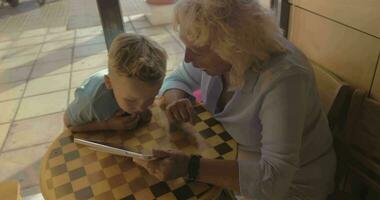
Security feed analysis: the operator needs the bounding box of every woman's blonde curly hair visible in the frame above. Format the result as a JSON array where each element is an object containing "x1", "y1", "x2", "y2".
[{"x1": 174, "y1": 0, "x2": 288, "y2": 88}]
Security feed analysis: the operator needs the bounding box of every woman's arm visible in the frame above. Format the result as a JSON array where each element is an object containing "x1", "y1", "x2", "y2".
[
  {"x1": 237, "y1": 74, "x2": 310, "y2": 199},
  {"x1": 197, "y1": 158, "x2": 240, "y2": 192},
  {"x1": 133, "y1": 149, "x2": 240, "y2": 191},
  {"x1": 159, "y1": 62, "x2": 203, "y2": 123},
  {"x1": 160, "y1": 62, "x2": 202, "y2": 99}
]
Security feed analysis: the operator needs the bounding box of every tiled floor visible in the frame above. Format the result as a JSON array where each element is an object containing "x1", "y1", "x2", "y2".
[{"x1": 0, "y1": 0, "x2": 184, "y2": 198}]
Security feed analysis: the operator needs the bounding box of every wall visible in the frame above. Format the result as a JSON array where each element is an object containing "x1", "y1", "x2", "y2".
[
  {"x1": 257, "y1": 0, "x2": 271, "y2": 10},
  {"x1": 288, "y1": 0, "x2": 380, "y2": 101}
]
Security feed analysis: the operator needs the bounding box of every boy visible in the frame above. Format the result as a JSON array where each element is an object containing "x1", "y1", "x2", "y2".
[{"x1": 64, "y1": 33, "x2": 167, "y2": 132}]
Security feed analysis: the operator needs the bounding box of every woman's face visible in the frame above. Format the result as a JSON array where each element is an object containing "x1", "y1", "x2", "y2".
[{"x1": 180, "y1": 34, "x2": 232, "y2": 76}]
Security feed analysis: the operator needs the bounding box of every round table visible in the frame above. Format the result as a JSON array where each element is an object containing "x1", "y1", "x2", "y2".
[{"x1": 40, "y1": 103, "x2": 237, "y2": 200}]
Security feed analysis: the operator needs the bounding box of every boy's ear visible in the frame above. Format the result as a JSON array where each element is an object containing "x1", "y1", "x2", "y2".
[{"x1": 104, "y1": 75, "x2": 112, "y2": 89}]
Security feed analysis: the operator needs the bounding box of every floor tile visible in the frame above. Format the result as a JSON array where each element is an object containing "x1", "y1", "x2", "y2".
[
  {"x1": 123, "y1": 16, "x2": 130, "y2": 23},
  {"x1": 74, "y1": 43, "x2": 107, "y2": 58},
  {"x1": 129, "y1": 14, "x2": 146, "y2": 20},
  {"x1": 0, "y1": 33, "x2": 18, "y2": 42},
  {"x1": 22, "y1": 186, "x2": 43, "y2": 200},
  {"x1": 128, "y1": 14, "x2": 145, "y2": 21},
  {"x1": 0, "y1": 54, "x2": 36, "y2": 70},
  {"x1": 0, "y1": 81, "x2": 26, "y2": 101},
  {"x1": 67, "y1": 15, "x2": 100, "y2": 31},
  {"x1": 75, "y1": 35, "x2": 105, "y2": 47},
  {"x1": 129, "y1": 15, "x2": 152, "y2": 29},
  {"x1": 165, "y1": 70, "x2": 174, "y2": 76},
  {"x1": 165, "y1": 25, "x2": 183, "y2": 47},
  {"x1": 161, "y1": 41, "x2": 184, "y2": 54},
  {"x1": 76, "y1": 26, "x2": 103, "y2": 37},
  {"x1": 71, "y1": 67, "x2": 105, "y2": 88},
  {"x1": 4, "y1": 45, "x2": 42, "y2": 59},
  {"x1": 0, "y1": 123, "x2": 11, "y2": 149},
  {"x1": 0, "y1": 143, "x2": 49, "y2": 190},
  {"x1": 20, "y1": 28, "x2": 48, "y2": 38},
  {"x1": 125, "y1": 22, "x2": 134, "y2": 32},
  {"x1": 165, "y1": 24, "x2": 175, "y2": 31},
  {"x1": 132, "y1": 20, "x2": 152, "y2": 29},
  {"x1": 0, "y1": 66, "x2": 33, "y2": 84},
  {"x1": 36, "y1": 49, "x2": 72, "y2": 64},
  {"x1": 15, "y1": 90, "x2": 68, "y2": 120},
  {"x1": 41, "y1": 39, "x2": 74, "y2": 52},
  {"x1": 4, "y1": 112, "x2": 64, "y2": 151},
  {"x1": 0, "y1": 99, "x2": 19, "y2": 123},
  {"x1": 24, "y1": 73, "x2": 70, "y2": 97},
  {"x1": 72, "y1": 53, "x2": 107, "y2": 71},
  {"x1": 69, "y1": 88, "x2": 76, "y2": 104},
  {"x1": 0, "y1": 41, "x2": 14, "y2": 50},
  {"x1": 31, "y1": 59, "x2": 71, "y2": 78},
  {"x1": 0, "y1": 49, "x2": 7, "y2": 60},
  {"x1": 12, "y1": 36, "x2": 44, "y2": 48},
  {"x1": 167, "y1": 53, "x2": 184, "y2": 71},
  {"x1": 136, "y1": 26, "x2": 168, "y2": 36},
  {"x1": 149, "y1": 33, "x2": 177, "y2": 45},
  {"x1": 45, "y1": 30, "x2": 75, "y2": 42},
  {"x1": 48, "y1": 26, "x2": 67, "y2": 34}
]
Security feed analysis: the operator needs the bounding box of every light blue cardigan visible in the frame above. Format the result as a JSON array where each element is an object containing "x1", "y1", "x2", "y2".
[{"x1": 160, "y1": 42, "x2": 336, "y2": 200}]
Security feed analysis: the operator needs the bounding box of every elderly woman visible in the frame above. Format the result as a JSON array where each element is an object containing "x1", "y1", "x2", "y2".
[{"x1": 133, "y1": 0, "x2": 336, "y2": 199}]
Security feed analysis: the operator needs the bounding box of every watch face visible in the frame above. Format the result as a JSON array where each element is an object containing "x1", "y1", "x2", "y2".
[
  {"x1": 121, "y1": 112, "x2": 131, "y2": 117},
  {"x1": 188, "y1": 155, "x2": 202, "y2": 181}
]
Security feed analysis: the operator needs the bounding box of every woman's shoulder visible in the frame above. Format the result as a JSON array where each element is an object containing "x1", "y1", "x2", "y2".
[
  {"x1": 242, "y1": 43, "x2": 315, "y2": 94},
  {"x1": 260, "y1": 43, "x2": 314, "y2": 84}
]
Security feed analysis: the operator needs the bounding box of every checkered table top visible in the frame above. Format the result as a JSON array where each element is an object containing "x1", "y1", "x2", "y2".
[{"x1": 40, "y1": 103, "x2": 237, "y2": 200}]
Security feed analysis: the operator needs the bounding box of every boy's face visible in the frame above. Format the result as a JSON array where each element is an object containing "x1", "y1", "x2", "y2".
[{"x1": 105, "y1": 72, "x2": 162, "y2": 114}]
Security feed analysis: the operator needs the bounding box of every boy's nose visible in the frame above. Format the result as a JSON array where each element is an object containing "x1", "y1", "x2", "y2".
[{"x1": 135, "y1": 105, "x2": 147, "y2": 113}]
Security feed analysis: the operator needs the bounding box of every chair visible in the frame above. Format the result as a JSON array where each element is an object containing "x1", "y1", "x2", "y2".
[
  {"x1": 311, "y1": 62, "x2": 357, "y2": 200},
  {"x1": 329, "y1": 90, "x2": 380, "y2": 199},
  {"x1": 311, "y1": 62, "x2": 354, "y2": 131},
  {"x1": 0, "y1": 180, "x2": 22, "y2": 200}
]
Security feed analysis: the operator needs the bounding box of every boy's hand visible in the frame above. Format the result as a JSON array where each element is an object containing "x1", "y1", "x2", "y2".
[
  {"x1": 106, "y1": 111, "x2": 141, "y2": 131},
  {"x1": 165, "y1": 98, "x2": 195, "y2": 124},
  {"x1": 139, "y1": 109, "x2": 152, "y2": 124}
]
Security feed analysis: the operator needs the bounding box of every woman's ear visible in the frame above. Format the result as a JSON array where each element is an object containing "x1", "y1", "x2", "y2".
[{"x1": 104, "y1": 75, "x2": 112, "y2": 89}]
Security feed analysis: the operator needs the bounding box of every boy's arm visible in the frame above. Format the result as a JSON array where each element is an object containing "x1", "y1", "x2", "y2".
[
  {"x1": 65, "y1": 110, "x2": 142, "y2": 132},
  {"x1": 69, "y1": 121, "x2": 109, "y2": 132},
  {"x1": 64, "y1": 110, "x2": 108, "y2": 131},
  {"x1": 63, "y1": 111, "x2": 71, "y2": 128}
]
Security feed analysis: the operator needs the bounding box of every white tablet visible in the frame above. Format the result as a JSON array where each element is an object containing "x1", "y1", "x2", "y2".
[{"x1": 73, "y1": 138, "x2": 155, "y2": 160}]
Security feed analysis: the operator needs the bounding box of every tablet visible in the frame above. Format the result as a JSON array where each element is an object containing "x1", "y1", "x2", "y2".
[{"x1": 73, "y1": 138, "x2": 155, "y2": 160}]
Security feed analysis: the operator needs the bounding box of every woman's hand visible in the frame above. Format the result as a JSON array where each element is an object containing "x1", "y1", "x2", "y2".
[
  {"x1": 165, "y1": 98, "x2": 195, "y2": 124},
  {"x1": 106, "y1": 111, "x2": 141, "y2": 131},
  {"x1": 133, "y1": 149, "x2": 190, "y2": 181},
  {"x1": 160, "y1": 89, "x2": 196, "y2": 124}
]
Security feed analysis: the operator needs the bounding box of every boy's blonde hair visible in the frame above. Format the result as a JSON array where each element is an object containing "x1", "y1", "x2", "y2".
[
  {"x1": 174, "y1": 0, "x2": 288, "y2": 89},
  {"x1": 108, "y1": 33, "x2": 167, "y2": 83}
]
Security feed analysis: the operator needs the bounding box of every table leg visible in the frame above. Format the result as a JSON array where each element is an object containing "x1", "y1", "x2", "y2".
[{"x1": 96, "y1": 0, "x2": 125, "y2": 51}]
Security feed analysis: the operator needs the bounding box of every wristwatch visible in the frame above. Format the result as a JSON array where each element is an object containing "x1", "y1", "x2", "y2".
[{"x1": 187, "y1": 155, "x2": 202, "y2": 181}]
